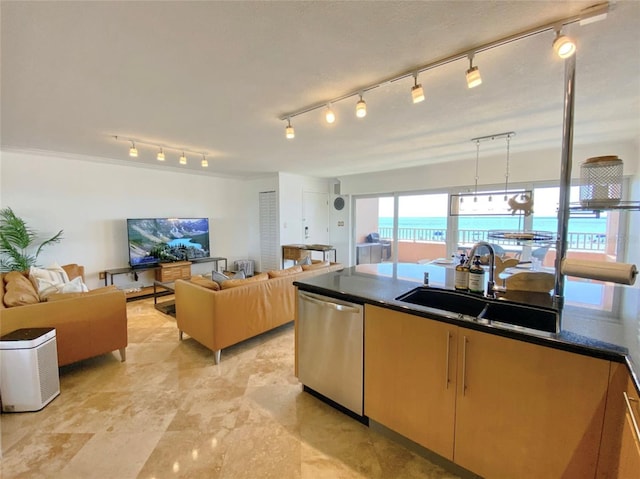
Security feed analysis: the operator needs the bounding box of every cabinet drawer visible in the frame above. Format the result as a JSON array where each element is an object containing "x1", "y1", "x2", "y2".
[{"x1": 155, "y1": 262, "x2": 191, "y2": 282}]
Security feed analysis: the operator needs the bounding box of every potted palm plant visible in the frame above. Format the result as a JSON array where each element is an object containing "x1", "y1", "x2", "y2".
[{"x1": 0, "y1": 207, "x2": 63, "y2": 272}]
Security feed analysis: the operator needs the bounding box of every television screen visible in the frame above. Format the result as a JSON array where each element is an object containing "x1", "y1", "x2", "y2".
[{"x1": 127, "y1": 218, "x2": 210, "y2": 267}]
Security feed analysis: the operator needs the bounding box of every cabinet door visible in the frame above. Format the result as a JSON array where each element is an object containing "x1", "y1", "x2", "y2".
[
  {"x1": 364, "y1": 305, "x2": 457, "y2": 459},
  {"x1": 455, "y1": 328, "x2": 610, "y2": 479}
]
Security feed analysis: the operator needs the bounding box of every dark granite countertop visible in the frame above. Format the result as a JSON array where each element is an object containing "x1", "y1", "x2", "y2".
[{"x1": 294, "y1": 263, "x2": 640, "y2": 392}]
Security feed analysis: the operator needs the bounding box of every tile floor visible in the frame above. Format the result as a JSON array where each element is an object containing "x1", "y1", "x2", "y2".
[{"x1": 1, "y1": 298, "x2": 461, "y2": 479}]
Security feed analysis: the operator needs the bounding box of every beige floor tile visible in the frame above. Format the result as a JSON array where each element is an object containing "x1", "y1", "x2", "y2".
[{"x1": 0, "y1": 298, "x2": 461, "y2": 479}]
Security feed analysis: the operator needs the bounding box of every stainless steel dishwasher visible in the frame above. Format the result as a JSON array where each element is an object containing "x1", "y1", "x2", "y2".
[{"x1": 297, "y1": 290, "x2": 364, "y2": 417}]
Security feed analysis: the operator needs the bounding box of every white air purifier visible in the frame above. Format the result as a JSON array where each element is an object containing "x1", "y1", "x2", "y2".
[{"x1": 0, "y1": 327, "x2": 60, "y2": 412}]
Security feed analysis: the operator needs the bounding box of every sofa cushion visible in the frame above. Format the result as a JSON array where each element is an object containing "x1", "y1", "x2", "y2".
[
  {"x1": 61, "y1": 263, "x2": 84, "y2": 281},
  {"x1": 29, "y1": 263, "x2": 71, "y2": 299},
  {"x1": 221, "y1": 272, "x2": 269, "y2": 289},
  {"x1": 3, "y1": 271, "x2": 40, "y2": 307},
  {"x1": 268, "y1": 265, "x2": 303, "y2": 278},
  {"x1": 190, "y1": 276, "x2": 220, "y2": 291},
  {"x1": 46, "y1": 285, "x2": 119, "y2": 301},
  {"x1": 302, "y1": 261, "x2": 330, "y2": 271}
]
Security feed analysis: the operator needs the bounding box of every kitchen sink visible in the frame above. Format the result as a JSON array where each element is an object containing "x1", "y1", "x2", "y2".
[
  {"x1": 395, "y1": 287, "x2": 488, "y2": 318},
  {"x1": 395, "y1": 287, "x2": 559, "y2": 333}
]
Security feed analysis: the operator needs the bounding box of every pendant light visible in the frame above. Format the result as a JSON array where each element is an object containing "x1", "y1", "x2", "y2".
[
  {"x1": 473, "y1": 139, "x2": 480, "y2": 202},
  {"x1": 355, "y1": 94, "x2": 367, "y2": 118},
  {"x1": 179, "y1": 152, "x2": 187, "y2": 165},
  {"x1": 129, "y1": 142, "x2": 138, "y2": 158},
  {"x1": 157, "y1": 148, "x2": 165, "y2": 161},
  {"x1": 201, "y1": 154, "x2": 208, "y2": 168},
  {"x1": 411, "y1": 72, "x2": 425, "y2": 104}
]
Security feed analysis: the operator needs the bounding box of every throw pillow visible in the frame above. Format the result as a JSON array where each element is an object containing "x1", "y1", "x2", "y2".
[
  {"x1": 3, "y1": 271, "x2": 40, "y2": 307},
  {"x1": 190, "y1": 276, "x2": 220, "y2": 291},
  {"x1": 296, "y1": 256, "x2": 312, "y2": 266},
  {"x1": 302, "y1": 261, "x2": 330, "y2": 271},
  {"x1": 211, "y1": 271, "x2": 230, "y2": 286},
  {"x1": 220, "y1": 272, "x2": 269, "y2": 289},
  {"x1": 29, "y1": 262, "x2": 72, "y2": 300},
  {"x1": 268, "y1": 265, "x2": 303, "y2": 278}
]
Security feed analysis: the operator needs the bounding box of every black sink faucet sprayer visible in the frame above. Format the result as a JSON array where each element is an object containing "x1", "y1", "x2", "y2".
[{"x1": 467, "y1": 241, "x2": 496, "y2": 298}]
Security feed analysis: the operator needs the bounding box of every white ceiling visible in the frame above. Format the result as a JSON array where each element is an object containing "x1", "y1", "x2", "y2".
[{"x1": 1, "y1": 1, "x2": 639, "y2": 179}]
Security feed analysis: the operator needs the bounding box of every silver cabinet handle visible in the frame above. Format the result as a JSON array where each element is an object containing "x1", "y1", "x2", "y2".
[
  {"x1": 445, "y1": 331, "x2": 452, "y2": 389},
  {"x1": 298, "y1": 292, "x2": 361, "y2": 313},
  {"x1": 623, "y1": 392, "x2": 640, "y2": 442},
  {"x1": 462, "y1": 336, "x2": 468, "y2": 396}
]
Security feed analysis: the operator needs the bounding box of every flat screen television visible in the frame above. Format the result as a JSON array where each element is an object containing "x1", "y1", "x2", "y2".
[{"x1": 126, "y1": 218, "x2": 210, "y2": 267}]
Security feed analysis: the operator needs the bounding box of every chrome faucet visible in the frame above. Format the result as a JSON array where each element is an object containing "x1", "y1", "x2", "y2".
[{"x1": 467, "y1": 241, "x2": 496, "y2": 298}]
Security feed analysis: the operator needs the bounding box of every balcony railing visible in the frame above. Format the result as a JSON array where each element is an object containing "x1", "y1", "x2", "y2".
[{"x1": 379, "y1": 227, "x2": 606, "y2": 251}]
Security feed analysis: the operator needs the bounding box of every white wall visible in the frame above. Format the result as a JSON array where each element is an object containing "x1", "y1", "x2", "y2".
[{"x1": 0, "y1": 150, "x2": 251, "y2": 289}]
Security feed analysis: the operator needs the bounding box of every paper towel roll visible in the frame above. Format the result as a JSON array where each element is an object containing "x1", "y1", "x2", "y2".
[{"x1": 561, "y1": 258, "x2": 637, "y2": 285}]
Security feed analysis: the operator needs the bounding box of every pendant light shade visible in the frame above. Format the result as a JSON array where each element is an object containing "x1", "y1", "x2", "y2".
[
  {"x1": 157, "y1": 148, "x2": 165, "y2": 161},
  {"x1": 201, "y1": 155, "x2": 208, "y2": 168},
  {"x1": 129, "y1": 142, "x2": 138, "y2": 158},
  {"x1": 179, "y1": 152, "x2": 187, "y2": 165}
]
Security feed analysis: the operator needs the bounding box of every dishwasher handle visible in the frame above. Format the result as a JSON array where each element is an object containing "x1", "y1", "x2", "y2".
[{"x1": 298, "y1": 292, "x2": 361, "y2": 313}]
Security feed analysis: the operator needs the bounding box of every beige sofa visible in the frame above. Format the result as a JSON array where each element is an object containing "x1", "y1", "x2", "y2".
[
  {"x1": 0, "y1": 264, "x2": 128, "y2": 366},
  {"x1": 175, "y1": 262, "x2": 343, "y2": 363}
]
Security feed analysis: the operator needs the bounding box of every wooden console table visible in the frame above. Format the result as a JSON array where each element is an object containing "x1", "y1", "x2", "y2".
[{"x1": 281, "y1": 244, "x2": 336, "y2": 268}]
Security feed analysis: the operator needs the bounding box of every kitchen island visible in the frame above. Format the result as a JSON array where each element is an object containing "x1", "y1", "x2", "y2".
[{"x1": 294, "y1": 263, "x2": 640, "y2": 479}]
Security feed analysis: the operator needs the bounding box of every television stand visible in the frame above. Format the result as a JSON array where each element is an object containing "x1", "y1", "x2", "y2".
[{"x1": 102, "y1": 256, "x2": 227, "y2": 300}]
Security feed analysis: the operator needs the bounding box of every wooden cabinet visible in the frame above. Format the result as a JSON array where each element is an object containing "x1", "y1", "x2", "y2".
[
  {"x1": 364, "y1": 306, "x2": 611, "y2": 479},
  {"x1": 155, "y1": 261, "x2": 191, "y2": 282},
  {"x1": 364, "y1": 305, "x2": 457, "y2": 459},
  {"x1": 597, "y1": 363, "x2": 640, "y2": 478},
  {"x1": 454, "y1": 328, "x2": 610, "y2": 479}
]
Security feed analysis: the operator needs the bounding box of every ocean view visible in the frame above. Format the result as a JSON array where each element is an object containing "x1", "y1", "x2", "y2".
[{"x1": 378, "y1": 216, "x2": 607, "y2": 234}]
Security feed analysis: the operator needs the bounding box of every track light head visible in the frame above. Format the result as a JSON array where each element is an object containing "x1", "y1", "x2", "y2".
[
  {"x1": 129, "y1": 142, "x2": 138, "y2": 158},
  {"x1": 553, "y1": 30, "x2": 576, "y2": 58},
  {"x1": 325, "y1": 105, "x2": 336, "y2": 124},
  {"x1": 356, "y1": 95, "x2": 367, "y2": 118},
  {"x1": 157, "y1": 148, "x2": 165, "y2": 161},
  {"x1": 411, "y1": 73, "x2": 425, "y2": 103},
  {"x1": 466, "y1": 55, "x2": 482, "y2": 88},
  {"x1": 179, "y1": 152, "x2": 187, "y2": 165},
  {"x1": 285, "y1": 118, "x2": 295, "y2": 139}
]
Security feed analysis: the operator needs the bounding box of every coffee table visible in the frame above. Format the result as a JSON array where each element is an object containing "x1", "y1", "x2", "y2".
[{"x1": 153, "y1": 280, "x2": 176, "y2": 316}]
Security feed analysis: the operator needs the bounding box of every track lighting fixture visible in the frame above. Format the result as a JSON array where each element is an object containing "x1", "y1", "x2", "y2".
[
  {"x1": 278, "y1": 2, "x2": 608, "y2": 136},
  {"x1": 285, "y1": 118, "x2": 295, "y2": 139},
  {"x1": 553, "y1": 29, "x2": 577, "y2": 58},
  {"x1": 325, "y1": 104, "x2": 336, "y2": 124},
  {"x1": 411, "y1": 72, "x2": 425, "y2": 104},
  {"x1": 466, "y1": 54, "x2": 482, "y2": 89},
  {"x1": 356, "y1": 94, "x2": 367, "y2": 118},
  {"x1": 114, "y1": 136, "x2": 211, "y2": 168}
]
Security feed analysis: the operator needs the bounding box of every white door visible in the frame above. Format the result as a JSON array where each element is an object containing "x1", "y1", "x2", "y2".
[{"x1": 302, "y1": 191, "x2": 329, "y2": 248}]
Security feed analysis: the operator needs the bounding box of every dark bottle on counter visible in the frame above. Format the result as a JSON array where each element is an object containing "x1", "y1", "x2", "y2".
[
  {"x1": 454, "y1": 253, "x2": 469, "y2": 291},
  {"x1": 468, "y1": 255, "x2": 485, "y2": 294}
]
